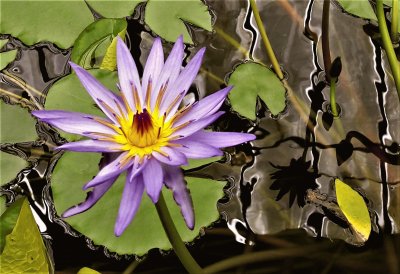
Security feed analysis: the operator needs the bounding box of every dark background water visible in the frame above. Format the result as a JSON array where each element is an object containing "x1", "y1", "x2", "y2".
[{"x1": 0, "y1": 0, "x2": 399, "y2": 273}]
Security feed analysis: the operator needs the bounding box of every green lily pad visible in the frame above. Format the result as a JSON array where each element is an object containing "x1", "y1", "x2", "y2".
[
  {"x1": 87, "y1": 0, "x2": 141, "y2": 19},
  {"x1": 51, "y1": 151, "x2": 225, "y2": 255},
  {"x1": 228, "y1": 62, "x2": 286, "y2": 120},
  {"x1": 335, "y1": 178, "x2": 371, "y2": 242},
  {"x1": 45, "y1": 69, "x2": 119, "y2": 141},
  {"x1": 0, "y1": 101, "x2": 37, "y2": 144},
  {"x1": 145, "y1": 0, "x2": 212, "y2": 44},
  {"x1": 185, "y1": 156, "x2": 223, "y2": 170},
  {"x1": 0, "y1": 1, "x2": 140, "y2": 49},
  {"x1": 0, "y1": 40, "x2": 17, "y2": 71},
  {"x1": 337, "y1": 0, "x2": 377, "y2": 21},
  {"x1": 0, "y1": 198, "x2": 51, "y2": 273},
  {"x1": 71, "y1": 18, "x2": 127, "y2": 69},
  {"x1": 0, "y1": 152, "x2": 28, "y2": 186},
  {"x1": 0, "y1": 198, "x2": 24, "y2": 252},
  {"x1": 0, "y1": 1, "x2": 93, "y2": 48}
]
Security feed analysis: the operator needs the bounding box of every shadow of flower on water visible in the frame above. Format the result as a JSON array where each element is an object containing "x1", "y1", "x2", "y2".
[{"x1": 269, "y1": 158, "x2": 319, "y2": 207}]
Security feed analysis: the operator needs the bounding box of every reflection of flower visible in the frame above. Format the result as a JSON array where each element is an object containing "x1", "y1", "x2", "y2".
[
  {"x1": 269, "y1": 158, "x2": 319, "y2": 207},
  {"x1": 33, "y1": 37, "x2": 255, "y2": 236}
]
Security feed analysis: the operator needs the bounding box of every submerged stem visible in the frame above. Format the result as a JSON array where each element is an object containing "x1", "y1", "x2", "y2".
[
  {"x1": 391, "y1": 0, "x2": 399, "y2": 42},
  {"x1": 376, "y1": 0, "x2": 400, "y2": 102},
  {"x1": 155, "y1": 193, "x2": 203, "y2": 274},
  {"x1": 249, "y1": 0, "x2": 284, "y2": 79},
  {"x1": 322, "y1": 0, "x2": 332, "y2": 82}
]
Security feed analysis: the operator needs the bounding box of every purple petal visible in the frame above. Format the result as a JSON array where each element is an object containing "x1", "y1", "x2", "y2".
[
  {"x1": 171, "y1": 111, "x2": 224, "y2": 139},
  {"x1": 62, "y1": 175, "x2": 118, "y2": 218},
  {"x1": 69, "y1": 62, "x2": 126, "y2": 123},
  {"x1": 152, "y1": 146, "x2": 188, "y2": 166},
  {"x1": 160, "y1": 48, "x2": 206, "y2": 115},
  {"x1": 57, "y1": 140, "x2": 123, "y2": 152},
  {"x1": 151, "y1": 36, "x2": 184, "y2": 109},
  {"x1": 127, "y1": 156, "x2": 148, "y2": 182},
  {"x1": 114, "y1": 173, "x2": 145, "y2": 236},
  {"x1": 172, "y1": 139, "x2": 223, "y2": 159},
  {"x1": 142, "y1": 38, "x2": 164, "y2": 109},
  {"x1": 173, "y1": 86, "x2": 232, "y2": 126},
  {"x1": 116, "y1": 37, "x2": 143, "y2": 111},
  {"x1": 83, "y1": 152, "x2": 132, "y2": 189},
  {"x1": 142, "y1": 157, "x2": 163, "y2": 203},
  {"x1": 32, "y1": 110, "x2": 117, "y2": 138},
  {"x1": 188, "y1": 131, "x2": 256, "y2": 148},
  {"x1": 164, "y1": 166, "x2": 194, "y2": 229}
]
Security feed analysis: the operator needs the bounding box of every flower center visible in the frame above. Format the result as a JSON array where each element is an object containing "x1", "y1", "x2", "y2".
[
  {"x1": 126, "y1": 109, "x2": 158, "y2": 148},
  {"x1": 111, "y1": 107, "x2": 173, "y2": 158}
]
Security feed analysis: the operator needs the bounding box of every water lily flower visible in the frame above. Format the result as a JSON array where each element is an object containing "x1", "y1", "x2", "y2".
[{"x1": 32, "y1": 36, "x2": 255, "y2": 236}]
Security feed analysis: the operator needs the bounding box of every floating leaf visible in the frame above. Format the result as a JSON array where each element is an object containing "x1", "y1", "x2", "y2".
[
  {"x1": 77, "y1": 267, "x2": 101, "y2": 274},
  {"x1": 0, "y1": 101, "x2": 37, "y2": 144},
  {"x1": 0, "y1": 198, "x2": 24, "y2": 252},
  {"x1": 51, "y1": 151, "x2": 225, "y2": 255},
  {"x1": 100, "y1": 29, "x2": 127, "y2": 71},
  {"x1": 0, "y1": 1, "x2": 141, "y2": 49},
  {"x1": 185, "y1": 156, "x2": 222, "y2": 171},
  {"x1": 0, "y1": 197, "x2": 6, "y2": 216},
  {"x1": 228, "y1": 62, "x2": 286, "y2": 120},
  {"x1": 335, "y1": 178, "x2": 371, "y2": 242},
  {"x1": 0, "y1": 1, "x2": 93, "y2": 48},
  {"x1": 0, "y1": 152, "x2": 28, "y2": 186},
  {"x1": 145, "y1": 0, "x2": 212, "y2": 44},
  {"x1": 87, "y1": 0, "x2": 141, "y2": 18},
  {"x1": 0, "y1": 40, "x2": 17, "y2": 71},
  {"x1": 0, "y1": 198, "x2": 51, "y2": 273},
  {"x1": 337, "y1": 0, "x2": 377, "y2": 21},
  {"x1": 71, "y1": 19, "x2": 127, "y2": 69},
  {"x1": 45, "y1": 69, "x2": 119, "y2": 141}
]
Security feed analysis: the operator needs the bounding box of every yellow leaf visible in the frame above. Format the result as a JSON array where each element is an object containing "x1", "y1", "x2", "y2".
[
  {"x1": 0, "y1": 198, "x2": 51, "y2": 273},
  {"x1": 335, "y1": 178, "x2": 371, "y2": 242},
  {"x1": 100, "y1": 29, "x2": 127, "y2": 71},
  {"x1": 77, "y1": 267, "x2": 101, "y2": 274}
]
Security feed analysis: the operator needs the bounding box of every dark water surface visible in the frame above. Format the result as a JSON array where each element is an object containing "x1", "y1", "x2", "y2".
[{"x1": 1, "y1": 0, "x2": 399, "y2": 272}]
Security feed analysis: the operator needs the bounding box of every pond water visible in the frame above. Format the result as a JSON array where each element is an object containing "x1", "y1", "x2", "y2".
[{"x1": 0, "y1": 0, "x2": 399, "y2": 272}]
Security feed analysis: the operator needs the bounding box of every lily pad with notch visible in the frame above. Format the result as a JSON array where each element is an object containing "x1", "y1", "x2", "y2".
[
  {"x1": 51, "y1": 151, "x2": 226, "y2": 255},
  {"x1": 228, "y1": 62, "x2": 287, "y2": 120},
  {"x1": 144, "y1": 0, "x2": 213, "y2": 44}
]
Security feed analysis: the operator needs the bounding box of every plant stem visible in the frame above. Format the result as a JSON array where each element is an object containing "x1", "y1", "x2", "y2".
[
  {"x1": 391, "y1": 0, "x2": 399, "y2": 42},
  {"x1": 155, "y1": 192, "x2": 203, "y2": 274},
  {"x1": 330, "y1": 78, "x2": 338, "y2": 117},
  {"x1": 376, "y1": 0, "x2": 400, "y2": 102},
  {"x1": 322, "y1": 0, "x2": 332, "y2": 82},
  {"x1": 249, "y1": 0, "x2": 284, "y2": 79}
]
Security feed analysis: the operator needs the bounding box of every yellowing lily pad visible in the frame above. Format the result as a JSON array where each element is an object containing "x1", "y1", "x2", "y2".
[
  {"x1": 0, "y1": 198, "x2": 51, "y2": 273},
  {"x1": 335, "y1": 178, "x2": 371, "y2": 242},
  {"x1": 100, "y1": 28, "x2": 127, "y2": 71}
]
